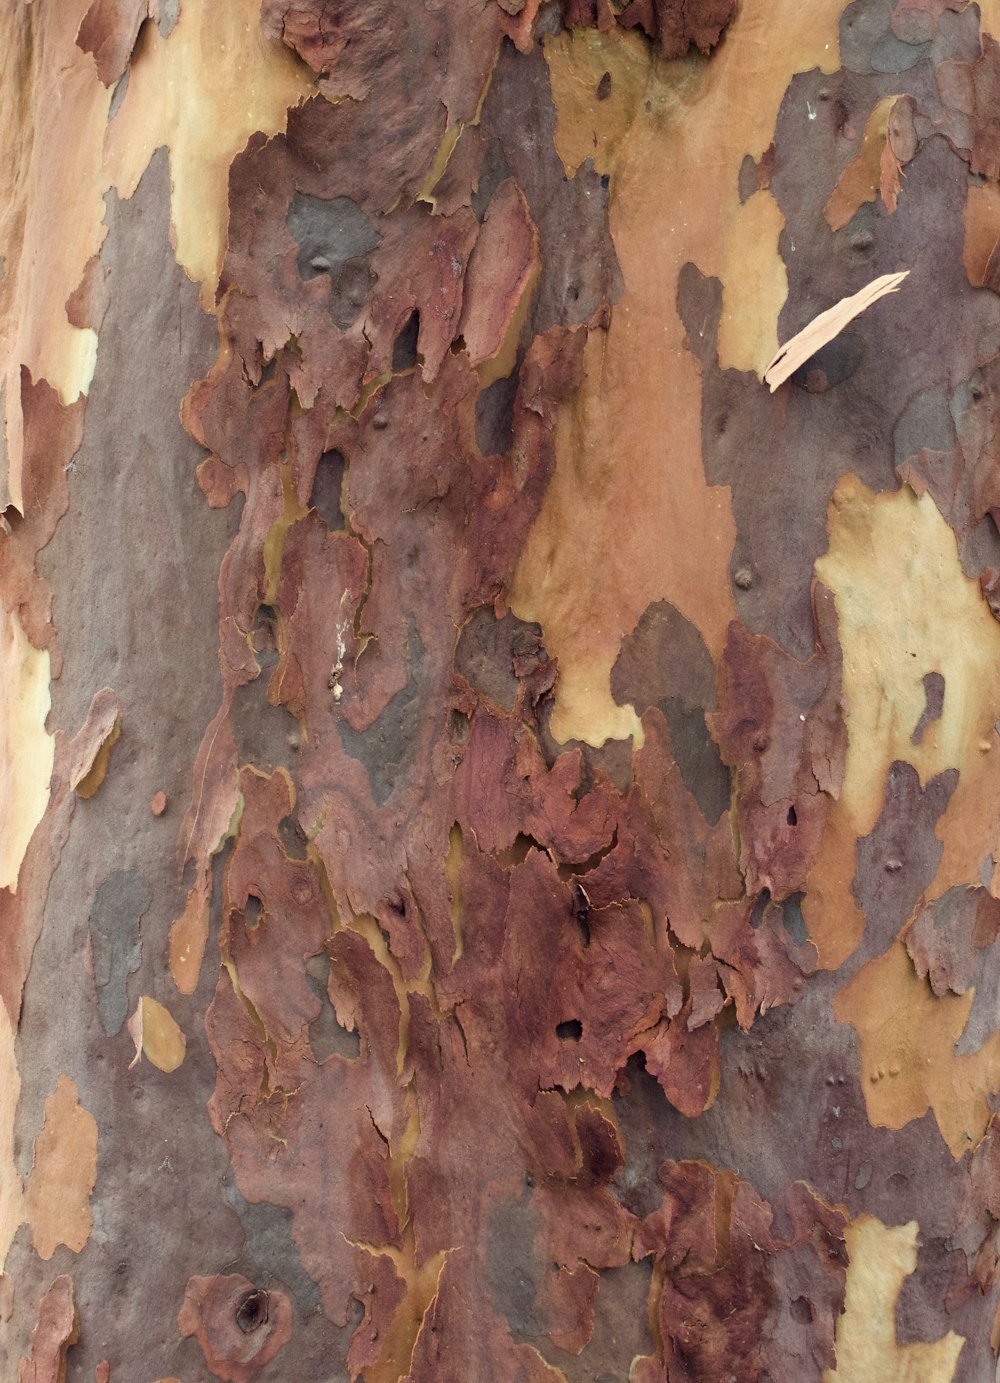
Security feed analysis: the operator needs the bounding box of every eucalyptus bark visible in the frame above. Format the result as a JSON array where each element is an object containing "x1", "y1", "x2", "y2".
[{"x1": 3, "y1": 2, "x2": 1000, "y2": 1381}]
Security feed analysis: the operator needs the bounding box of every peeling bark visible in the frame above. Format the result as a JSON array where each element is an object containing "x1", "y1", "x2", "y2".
[{"x1": 4, "y1": 1, "x2": 1000, "y2": 1379}]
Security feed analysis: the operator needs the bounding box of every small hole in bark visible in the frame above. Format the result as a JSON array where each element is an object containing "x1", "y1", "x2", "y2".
[
  {"x1": 787, "y1": 805, "x2": 797, "y2": 826},
  {"x1": 252, "y1": 604, "x2": 279, "y2": 659},
  {"x1": 750, "y1": 889, "x2": 771, "y2": 930},
  {"x1": 972, "y1": 385, "x2": 984, "y2": 402},
  {"x1": 372, "y1": 413, "x2": 389, "y2": 430},
  {"x1": 392, "y1": 311, "x2": 421, "y2": 371},
  {"x1": 449, "y1": 709, "x2": 470, "y2": 744},
  {"x1": 243, "y1": 896, "x2": 263, "y2": 929},
  {"x1": 600, "y1": 173, "x2": 610, "y2": 190},
  {"x1": 310, "y1": 449, "x2": 346, "y2": 530},
  {"x1": 235, "y1": 1289, "x2": 269, "y2": 1334},
  {"x1": 556, "y1": 1019, "x2": 583, "y2": 1041},
  {"x1": 596, "y1": 71, "x2": 612, "y2": 100},
  {"x1": 790, "y1": 1296, "x2": 813, "y2": 1323}
]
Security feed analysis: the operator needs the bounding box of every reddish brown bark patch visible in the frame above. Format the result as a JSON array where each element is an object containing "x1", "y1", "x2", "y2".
[
  {"x1": 17, "y1": 1275, "x2": 78, "y2": 1383},
  {"x1": 560, "y1": 0, "x2": 736, "y2": 57},
  {"x1": 635, "y1": 1163, "x2": 847, "y2": 1382},
  {"x1": 178, "y1": 1274, "x2": 292, "y2": 1383}
]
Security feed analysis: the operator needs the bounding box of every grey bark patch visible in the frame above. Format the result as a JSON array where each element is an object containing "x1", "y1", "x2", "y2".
[
  {"x1": 839, "y1": 0, "x2": 896, "y2": 73},
  {"x1": 791, "y1": 330, "x2": 864, "y2": 392},
  {"x1": 911, "y1": 670, "x2": 945, "y2": 745},
  {"x1": 895, "y1": 387, "x2": 955, "y2": 464},
  {"x1": 305, "y1": 954, "x2": 361, "y2": 1061},
  {"x1": 391, "y1": 309, "x2": 421, "y2": 371},
  {"x1": 870, "y1": 33, "x2": 930, "y2": 72},
  {"x1": 223, "y1": 1173, "x2": 323, "y2": 1317},
  {"x1": 612, "y1": 601, "x2": 730, "y2": 823},
  {"x1": 12, "y1": 148, "x2": 258, "y2": 1382},
  {"x1": 455, "y1": 607, "x2": 547, "y2": 715},
  {"x1": 157, "y1": 0, "x2": 180, "y2": 37},
  {"x1": 310, "y1": 449, "x2": 346, "y2": 530},
  {"x1": 781, "y1": 892, "x2": 809, "y2": 944},
  {"x1": 287, "y1": 193, "x2": 381, "y2": 328},
  {"x1": 676, "y1": 261, "x2": 723, "y2": 370},
  {"x1": 738, "y1": 152, "x2": 759, "y2": 204},
  {"x1": 89, "y1": 868, "x2": 153, "y2": 1036},
  {"x1": 108, "y1": 68, "x2": 129, "y2": 121},
  {"x1": 475, "y1": 370, "x2": 518, "y2": 456},
  {"x1": 478, "y1": 40, "x2": 623, "y2": 336},
  {"x1": 850, "y1": 760, "x2": 958, "y2": 966},
  {"x1": 338, "y1": 626, "x2": 429, "y2": 805},
  {"x1": 231, "y1": 666, "x2": 301, "y2": 776},
  {"x1": 484, "y1": 1192, "x2": 546, "y2": 1340}
]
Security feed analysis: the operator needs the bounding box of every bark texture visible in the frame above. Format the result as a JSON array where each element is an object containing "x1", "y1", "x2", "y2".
[{"x1": 3, "y1": 0, "x2": 1000, "y2": 1380}]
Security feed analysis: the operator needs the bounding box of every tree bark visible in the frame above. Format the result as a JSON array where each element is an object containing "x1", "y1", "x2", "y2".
[{"x1": 3, "y1": 1, "x2": 1000, "y2": 1380}]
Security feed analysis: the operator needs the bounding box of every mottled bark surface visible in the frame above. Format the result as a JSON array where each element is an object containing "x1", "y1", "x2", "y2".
[{"x1": 3, "y1": 1, "x2": 1000, "y2": 1380}]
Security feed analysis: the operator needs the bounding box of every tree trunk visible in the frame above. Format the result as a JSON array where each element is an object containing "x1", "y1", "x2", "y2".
[{"x1": 3, "y1": 1, "x2": 1000, "y2": 1379}]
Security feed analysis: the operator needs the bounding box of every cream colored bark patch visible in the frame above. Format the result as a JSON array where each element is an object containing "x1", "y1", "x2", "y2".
[
  {"x1": 26, "y1": 1075, "x2": 99, "y2": 1261},
  {"x1": 807, "y1": 477, "x2": 1000, "y2": 966},
  {"x1": 128, "y1": 996, "x2": 187, "y2": 1073},
  {"x1": 826, "y1": 1215, "x2": 964, "y2": 1381},
  {"x1": 717, "y1": 190, "x2": 787, "y2": 375},
  {"x1": 513, "y1": 6, "x2": 842, "y2": 746},
  {"x1": 0, "y1": 0, "x2": 109, "y2": 511},
  {"x1": 104, "y1": 0, "x2": 313, "y2": 306},
  {"x1": 0, "y1": 608, "x2": 54, "y2": 892}
]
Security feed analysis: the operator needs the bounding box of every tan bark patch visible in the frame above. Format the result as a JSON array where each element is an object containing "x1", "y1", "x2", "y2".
[
  {"x1": 512, "y1": 4, "x2": 843, "y2": 745},
  {"x1": 168, "y1": 882, "x2": 210, "y2": 996},
  {"x1": 834, "y1": 940, "x2": 1000, "y2": 1156},
  {"x1": 67, "y1": 688, "x2": 121, "y2": 799},
  {"x1": 963, "y1": 179, "x2": 1000, "y2": 289},
  {"x1": 127, "y1": 996, "x2": 187, "y2": 1073},
  {"x1": 26, "y1": 1076, "x2": 98, "y2": 1261}
]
